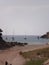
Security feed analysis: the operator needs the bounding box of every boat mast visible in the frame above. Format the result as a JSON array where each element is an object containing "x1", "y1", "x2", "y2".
[
  {"x1": 24, "y1": 33, "x2": 27, "y2": 41},
  {"x1": 12, "y1": 29, "x2": 15, "y2": 42}
]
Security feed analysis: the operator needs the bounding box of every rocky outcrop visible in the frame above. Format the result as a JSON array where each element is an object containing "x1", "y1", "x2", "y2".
[{"x1": 41, "y1": 32, "x2": 49, "y2": 39}]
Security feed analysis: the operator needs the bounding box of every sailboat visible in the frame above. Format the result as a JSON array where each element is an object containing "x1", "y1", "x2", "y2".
[
  {"x1": 24, "y1": 35, "x2": 28, "y2": 45},
  {"x1": 12, "y1": 36, "x2": 14, "y2": 41},
  {"x1": 12, "y1": 30, "x2": 15, "y2": 42},
  {"x1": 24, "y1": 35, "x2": 27, "y2": 40},
  {"x1": 6, "y1": 37, "x2": 8, "y2": 40}
]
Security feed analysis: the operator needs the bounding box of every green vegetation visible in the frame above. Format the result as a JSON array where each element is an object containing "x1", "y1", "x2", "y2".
[
  {"x1": 24, "y1": 59, "x2": 44, "y2": 65},
  {"x1": 22, "y1": 47, "x2": 49, "y2": 59},
  {"x1": 22, "y1": 47, "x2": 49, "y2": 65}
]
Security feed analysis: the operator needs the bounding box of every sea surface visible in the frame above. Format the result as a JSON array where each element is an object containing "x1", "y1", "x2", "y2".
[{"x1": 2, "y1": 35, "x2": 49, "y2": 45}]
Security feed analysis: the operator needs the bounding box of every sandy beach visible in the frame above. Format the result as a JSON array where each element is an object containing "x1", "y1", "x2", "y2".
[{"x1": 0, "y1": 43, "x2": 49, "y2": 65}]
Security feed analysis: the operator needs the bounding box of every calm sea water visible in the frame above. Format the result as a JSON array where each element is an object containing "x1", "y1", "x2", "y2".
[{"x1": 2, "y1": 35, "x2": 49, "y2": 45}]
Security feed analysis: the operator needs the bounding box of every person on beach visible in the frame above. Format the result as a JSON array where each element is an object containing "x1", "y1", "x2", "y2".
[{"x1": 5, "y1": 61, "x2": 8, "y2": 65}]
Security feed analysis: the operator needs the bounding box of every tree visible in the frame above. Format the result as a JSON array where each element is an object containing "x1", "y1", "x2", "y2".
[
  {"x1": 0, "y1": 29, "x2": 3, "y2": 37},
  {"x1": 0, "y1": 29, "x2": 3, "y2": 32},
  {"x1": 0, "y1": 28, "x2": 5, "y2": 43}
]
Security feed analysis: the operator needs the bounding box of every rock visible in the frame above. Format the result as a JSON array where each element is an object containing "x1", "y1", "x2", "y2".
[{"x1": 41, "y1": 32, "x2": 49, "y2": 39}]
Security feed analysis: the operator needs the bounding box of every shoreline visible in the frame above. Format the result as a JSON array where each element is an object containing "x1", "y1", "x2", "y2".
[{"x1": 0, "y1": 42, "x2": 49, "y2": 51}]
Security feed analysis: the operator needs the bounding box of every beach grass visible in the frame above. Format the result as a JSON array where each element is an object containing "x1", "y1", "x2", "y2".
[
  {"x1": 24, "y1": 59, "x2": 45, "y2": 65},
  {"x1": 22, "y1": 47, "x2": 49, "y2": 65},
  {"x1": 22, "y1": 47, "x2": 49, "y2": 59}
]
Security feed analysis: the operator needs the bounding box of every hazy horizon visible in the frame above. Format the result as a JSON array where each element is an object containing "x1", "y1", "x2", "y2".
[{"x1": 0, "y1": 0, "x2": 49, "y2": 35}]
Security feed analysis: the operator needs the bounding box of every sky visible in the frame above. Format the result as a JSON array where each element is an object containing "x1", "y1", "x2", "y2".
[{"x1": 0, "y1": 0, "x2": 49, "y2": 35}]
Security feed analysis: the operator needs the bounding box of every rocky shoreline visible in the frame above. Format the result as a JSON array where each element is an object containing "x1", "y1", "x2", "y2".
[
  {"x1": 0, "y1": 29, "x2": 28, "y2": 50},
  {"x1": 0, "y1": 42, "x2": 28, "y2": 50}
]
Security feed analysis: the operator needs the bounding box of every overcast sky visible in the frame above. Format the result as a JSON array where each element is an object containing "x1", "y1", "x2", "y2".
[{"x1": 0, "y1": 0, "x2": 49, "y2": 35}]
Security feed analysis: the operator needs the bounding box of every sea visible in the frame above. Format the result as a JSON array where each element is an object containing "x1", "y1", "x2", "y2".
[{"x1": 2, "y1": 35, "x2": 49, "y2": 45}]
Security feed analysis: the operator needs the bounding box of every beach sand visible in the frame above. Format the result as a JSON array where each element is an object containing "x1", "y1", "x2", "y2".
[{"x1": 0, "y1": 43, "x2": 49, "y2": 65}]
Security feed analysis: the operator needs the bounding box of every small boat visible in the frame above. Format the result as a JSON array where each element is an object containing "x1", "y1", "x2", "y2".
[
  {"x1": 6, "y1": 37, "x2": 8, "y2": 40},
  {"x1": 24, "y1": 35, "x2": 27, "y2": 40},
  {"x1": 24, "y1": 37, "x2": 27, "y2": 40},
  {"x1": 12, "y1": 37, "x2": 14, "y2": 41},
  {"x1": 37, "y1": 36, "x2": 40, "y2": 39}
]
